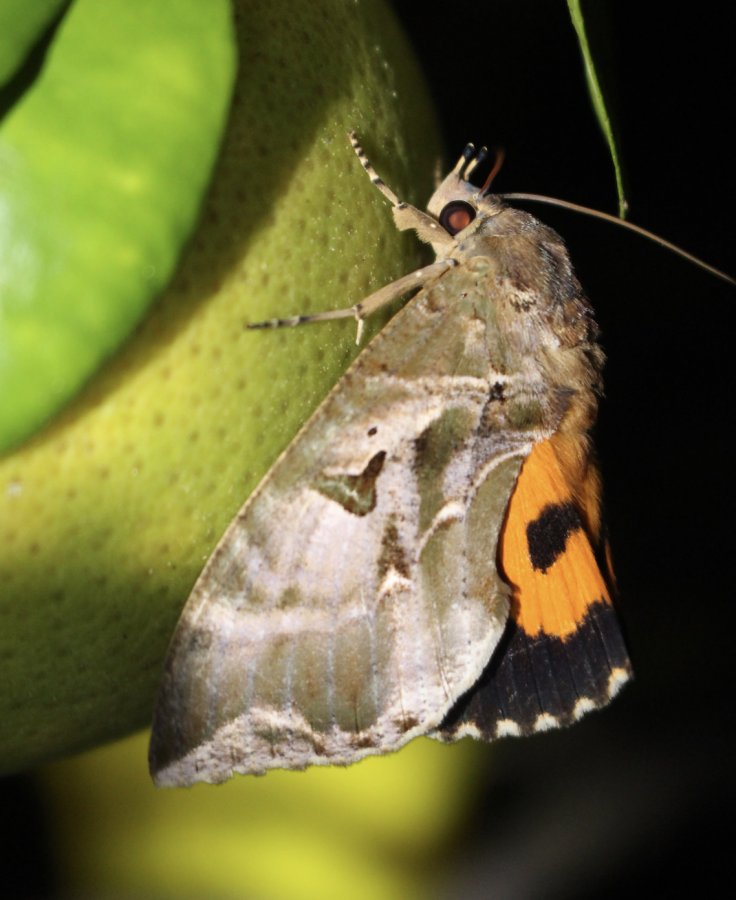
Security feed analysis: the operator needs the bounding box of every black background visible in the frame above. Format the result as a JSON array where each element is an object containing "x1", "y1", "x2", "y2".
[
  {"x1": 390, "y1": 1, "x2": 735, "y2": 897},
  {"x1": 2, "y1": 2, "x2": 734, "y2": 898}
]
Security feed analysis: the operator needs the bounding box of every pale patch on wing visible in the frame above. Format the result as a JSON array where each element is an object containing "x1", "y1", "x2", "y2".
[
  {"x1": 365, "y1": 373, "x2": 502, "y2": 395},
  {"x1": 533, "y1": 713, "x2": 559, "y2": 732},
  {"x1": 438, "y1": 722, "x2": 482, "y2": 741},
  {"x1": 572, "y1": 697, "x2": 596, "y2": 720},
  {"x1": 496, "y1": 719, "x2": 522, "y2": 738},
  {"x1": 607, "y1": 668, "x2": 631, "y2": 698}
]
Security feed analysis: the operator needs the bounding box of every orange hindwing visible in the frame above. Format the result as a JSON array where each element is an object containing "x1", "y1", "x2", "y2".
[{"x1": 439, "y1": 436, "x2": 631, "y2": 741}]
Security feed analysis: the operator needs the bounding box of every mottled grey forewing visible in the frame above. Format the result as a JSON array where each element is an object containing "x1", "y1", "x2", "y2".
[{"x1": 150, "y1": 259, "x2": 548, "y2": 786}]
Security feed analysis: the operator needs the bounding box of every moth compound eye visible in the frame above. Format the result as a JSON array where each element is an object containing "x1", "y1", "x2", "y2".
[{"x1": 439, "y1": 200, "x2": 476, "y2": 235}]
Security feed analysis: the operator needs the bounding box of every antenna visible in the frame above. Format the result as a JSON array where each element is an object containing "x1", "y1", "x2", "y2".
[{"x1": 501, "y1": 193, "x2": 735, "y2": 286}]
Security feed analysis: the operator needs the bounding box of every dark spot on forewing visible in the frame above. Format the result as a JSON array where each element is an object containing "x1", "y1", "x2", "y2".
[
  {"x1": 314, "y1": 450, "x2": 386, "y2": 516},
  {"x1": 526, "y1": 501, "x2": 581, "y2": 572},
  {"x1": 311, "y1": 734, "x2": 328, "y2": 756},
  {"x1": 351, "y1": 732, "x2": 380, "y2": 749},
  {"x1": 509, "y1": 293, "x2": 536, "y2": 312},
  {"x1": 399, "y1": 714, "x2": 420, "y2": 733},
  {"x1": 489, "y1": 382, "x2": 506, "y2": 403},
  {"x1": 276, "y1": 585, "x2": 303, "y2": 609},
  {"x1": 187, "y1": 629, "x2": 213, "y2": 653},
  {"x1": 377, "y1": 518, "x2": 410, "y2": 581},
  {"x1": 478, "y1": 382, "x2": 507, "y2": 436}
]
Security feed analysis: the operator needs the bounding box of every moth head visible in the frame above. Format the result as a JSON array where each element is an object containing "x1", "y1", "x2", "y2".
[{"x1": 427, "y1": 144, "x2": 506, "y2": 241}]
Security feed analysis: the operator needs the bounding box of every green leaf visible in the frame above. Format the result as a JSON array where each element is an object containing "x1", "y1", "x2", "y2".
[
  {"x1": 567, "y1": 0, "x2": 627, "y2": 217},
  {"x1": 0, "y1": 0, "x2": 236, "y2": 454}
]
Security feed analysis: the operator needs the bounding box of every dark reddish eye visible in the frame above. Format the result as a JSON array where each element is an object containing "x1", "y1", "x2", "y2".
[{"x1": 439, "y1": 200, "x2": 476, "y2": 235}]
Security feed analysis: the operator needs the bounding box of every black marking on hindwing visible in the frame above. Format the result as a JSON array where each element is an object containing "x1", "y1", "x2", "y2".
[
  {"x1": 526, "y1": 501, "x2": 581, "y2": 572},
  {"x1": 314, "y1": 450, "x2": 386, "y2": 516},
  {"x1": 437, "y1": 599, "x2": 631, "y2": 739}
]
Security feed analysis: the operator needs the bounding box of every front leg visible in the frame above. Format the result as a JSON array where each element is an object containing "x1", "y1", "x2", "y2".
[{"x1": 246, "y1": 259, "x2": 456, "y2": 344}]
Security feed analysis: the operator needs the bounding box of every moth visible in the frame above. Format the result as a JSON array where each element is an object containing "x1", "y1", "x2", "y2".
[{"x1": 149, "y1": 132, "x2": 634, "y2": 787}]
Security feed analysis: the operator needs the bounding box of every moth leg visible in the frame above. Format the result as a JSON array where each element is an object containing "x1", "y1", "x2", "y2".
[
  {"x1": 247, "y1": 258, "x2": 456, "y2": 344},
  {"x1": 348, "y1": 131, "x2": 455, "y2": 253},
  {"x1": 351, "y1": 258, "x2": 455, "y2": 341}
]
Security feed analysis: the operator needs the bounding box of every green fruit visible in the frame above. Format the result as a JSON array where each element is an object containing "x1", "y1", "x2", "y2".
[
  {"x1": 0, "y1": 0, "x2": 440, "y2": 774},
  {"x1": 43, "y1": 733, "x2": 491, "y2": 899}
]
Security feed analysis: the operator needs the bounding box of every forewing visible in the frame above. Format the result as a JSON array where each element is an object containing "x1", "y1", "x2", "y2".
[{"x1": 150, "y1": 260, "x2": 555, "y2": 786}]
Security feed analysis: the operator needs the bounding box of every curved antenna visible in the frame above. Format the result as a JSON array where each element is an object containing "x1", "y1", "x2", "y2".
[{"x1": 501, "y1": 192, "x2": 735, "y2": 286}]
